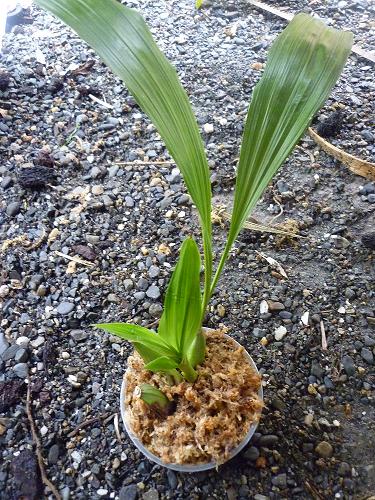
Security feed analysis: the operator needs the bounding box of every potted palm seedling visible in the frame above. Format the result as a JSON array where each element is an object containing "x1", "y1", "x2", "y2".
[{"x1": 36, "y1": 0, "x2": 352, "y2": 470}]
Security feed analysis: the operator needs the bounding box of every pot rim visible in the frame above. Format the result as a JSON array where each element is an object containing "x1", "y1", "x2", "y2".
[{"x1": 120, "y1": 331, "x2": 263, "y2": 472}]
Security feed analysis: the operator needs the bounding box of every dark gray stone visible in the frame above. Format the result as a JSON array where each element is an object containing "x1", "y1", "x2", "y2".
[
  {"x1": 311, "y1": 361, "x2": 324, "y2": 379},
  {"x1": 361, "y1": 348, "x2": 374, "y2": 364},
  {"x1": 123, "y1": 279, "x2": 134, "y2": 291},
  {"x1": 0, "y1": 333, "x2": 9, "y2": 356},
  {"x1": 243, "y1": 445, "x2": 260, "y2": 461},
  {"x1": 48, "y1": 444, "x2": 60, "y2": 465},
  {"x1": 364, "y1": 336, "x2": 375, "y2": 347},
  {"x1": 338, "y1": 462, "x2": 351, "y2": 476},
  {"x1": 1, "y1": 344, "x2": 20, "y2": 361},
  {"x1": 271, "y1": 473, "x2": 287, "y2": 488},
  {"x1": 14, "y1": 348, "x2": 28, "y2": 363},
  {"x1": 166, "y1": 469, "x2": 177, "y2": 489},
  {"x1": 57, "y1": 302, "x2": 75, "y2": 315},
  {"x1": 6, "y1": 202, "x2": 21, "y2": 217},
  {"x1": 342, "y1": 355, "x2": 356, "y2": 376},
  {"x1": 13, "y1": 363, "x2": 28, "y2": 378},
  {"x1": 259, "y1": 434, "x2": 279, "y2": 447},
  {"x1": 119, "y1": 485, "x2": 137, "y2": 500},
  {"x1": 70, "y1": 330, "x2": 90, "y2": 342}
]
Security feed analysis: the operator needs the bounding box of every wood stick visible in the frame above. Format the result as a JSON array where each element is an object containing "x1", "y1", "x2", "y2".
[
  {"x1": 26, "y1": 380, "x2": 62, "y2": 500},
  {"x1": 114, "y1": 160, "x2": 175, "y2": 165},
  {"x1": 320, "y1": 320, "x2": 328, "y2": 350},
  {"x1": 54, "y1": 251, "x2": 94, "y2": 267}
]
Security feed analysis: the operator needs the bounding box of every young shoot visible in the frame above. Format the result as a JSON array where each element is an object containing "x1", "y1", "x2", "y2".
[{"x1": 37, "y1": 0, "x2": 353, "y2": 386}]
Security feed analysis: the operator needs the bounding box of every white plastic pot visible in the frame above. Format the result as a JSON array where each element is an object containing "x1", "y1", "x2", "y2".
[{"x1": 120, "y1": 333, "x2": 263, "y2": 472}]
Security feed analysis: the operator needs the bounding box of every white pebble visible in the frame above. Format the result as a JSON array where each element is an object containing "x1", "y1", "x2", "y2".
[
  {"x1": 40, "y1": 425, "x2": 48, "y2": 437},
  {"x1": 301, "y1": 311, "x2": 309, "y2": 326},
  {"x1": 16, "y1": 336, "x2": 30, "y2": 347},
  {"x1": 203, "y1": 123, "x2": 214, "y2": 134},
  {"x1": 92, "y1": 185, "x2": 104, "y2": 195},
  {"x1": 274, "y1": 326, "x2": 287, "y2": 341},
  {"x1": 259, "y1": 300, "x2": 269, "y2": 314},
  {"x1": 0, "y1": 285, "x2": 10, "y2": 298},
  {"x1": 71, "y1": 450, "x2": 82, "y2": 463},
  {"x1": 31, "y1": 336, "x2": 45, "y2": 348}
]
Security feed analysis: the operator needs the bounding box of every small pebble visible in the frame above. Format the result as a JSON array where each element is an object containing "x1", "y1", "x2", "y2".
[{"x1": 315, "y1": 441, "x2": 333, "y2": 458}]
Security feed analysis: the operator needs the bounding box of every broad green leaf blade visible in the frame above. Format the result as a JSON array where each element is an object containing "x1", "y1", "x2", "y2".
[
  {"x1": 36, "y1": 0, "x2": 213, "y2": 305},
  {"x1": 133, "y1": 342, "x2": 165, "y2": 365},
  {"x1": 145, "y1": 357, "x2": 179, "y2": 372},
  {"x1": 94, "y1": 323, "x2": 179, "y2": 360},
  {"x1": 210, "y1": 14, "x2": 352, "y2": 294},
  {"x1": 158, "y1": 238, "x2": 202, "y2": 356},
  {"x1": 186, "y1": 331, "x2": 206, "y2": 367},
  {"x1": 229, "y1": 14, "x2": 352, "y2": 245}
]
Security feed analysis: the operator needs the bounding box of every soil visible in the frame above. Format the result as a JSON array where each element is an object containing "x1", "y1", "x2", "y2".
[
  {"x1": 0, "y1": 0, "x2": 374, "y2": 499},
  {"x1": 124, "y1": 329, "x2": 263, "y2": 465}
]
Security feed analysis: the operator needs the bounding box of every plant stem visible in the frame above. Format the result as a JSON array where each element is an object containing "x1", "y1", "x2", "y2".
[
  {"x1": 209, "y1": 238, "x2": 233, "y2": 298},
  {"x1": 179, "y1": 358, "x2": 198, "y2": 383},
  {"x1": 201, "y1": 226, "x2": 213, "y2": 321},
  {"x1": 169, "y1": 369, "x2": 183, "y2": 385}
]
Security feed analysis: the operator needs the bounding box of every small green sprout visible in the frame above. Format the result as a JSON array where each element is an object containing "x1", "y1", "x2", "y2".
[{"x1": 137, "y1": 384, "x2": 173, "y2": 413}]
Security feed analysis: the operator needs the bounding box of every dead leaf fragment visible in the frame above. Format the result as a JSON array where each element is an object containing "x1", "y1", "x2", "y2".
[
  {"x1": 251, "y1": 62, "x2": 264, "y2": 71},
  {"x1": 158, "y1": 243, "x2": 171, "y2": 255},
  {"x1": 66, "y1": 261, "x2": 77, "y2": 274},
  {"x1": 256, "y1": 251, "x2": 288, "y2": 279},
  {"x1": 47, "y1": 228, "x2": 59, "y2": 244},
  {"x1": 224, "y1": 22, "x2": 239, "y2": 38},
  {"x1": 309, "y1": 127, "x2": 375, "y2": 181},
  {"x1": 69, "y1": 60, "x2": 95, "y2": 76},
  {"x1": 72, "y1": 244, "x2": 96, "y2": 261}
]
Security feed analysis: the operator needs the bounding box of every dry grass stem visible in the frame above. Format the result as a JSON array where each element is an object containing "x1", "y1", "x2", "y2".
[{"x1": 26, "y1": 380, "x2": 62, "y2": 500}]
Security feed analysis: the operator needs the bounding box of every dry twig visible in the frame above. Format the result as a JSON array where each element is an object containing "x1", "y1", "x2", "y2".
[
  {"x1": 54, "y1": 251, "x2": 94, "y2": 268},
  {"x1": 113, "y1": 413, "x2": 123, "y2": 444},
  {"x1": 26, "y1": 380, "x2": 62, "y2": 500},
  {"x1": 304, "y1": 480, "x2": 325, "y2": 500},
  {"x1": 212, "y1": 207, "x2": 304, "y2": 239},
  {"x1": 67, "y1": 412, "x2": 111, "y2": 438},
  {"x1": 114, "y1": 160, "x2": 174, "y2": 166},
  {"x1": 320, "y1": 320, "x2": 328, "y2": 350},
  {"x1": 309, "y1": 127, "x2": 375, "y2": 180},
  {"x1": 89, "y1": 93, "x2": 113, "y2": 109}
]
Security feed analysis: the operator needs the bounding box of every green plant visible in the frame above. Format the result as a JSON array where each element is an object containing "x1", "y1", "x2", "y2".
[
  {"x1": 137, "y1": 384, "x2": 174, "y2": 414},
  {"x1": 36, "y1": 0, "x2": 352, "y2": 383}
]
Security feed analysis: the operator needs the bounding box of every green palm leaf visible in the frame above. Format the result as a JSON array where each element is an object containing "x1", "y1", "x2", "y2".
[
  {"x1": 94, "y1": 323, "x2": 179, "y2": 361},
  {"x1": 145, "y1": 357, "x2": 179, "y2": 372},
  {"x1": 210, "y1": 14, "x2": 352, "y2": 293},
  {"x1": 36, "y1": 0, "x2": 213, "y2": 307},
  {"x1": 158, "y1": 238, "x2": 202, "y2": 356}
]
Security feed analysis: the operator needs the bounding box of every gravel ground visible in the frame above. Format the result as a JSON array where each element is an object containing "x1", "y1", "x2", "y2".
[{"x1": 0, "y1": 0, "x2": 374, "y2": 499}]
